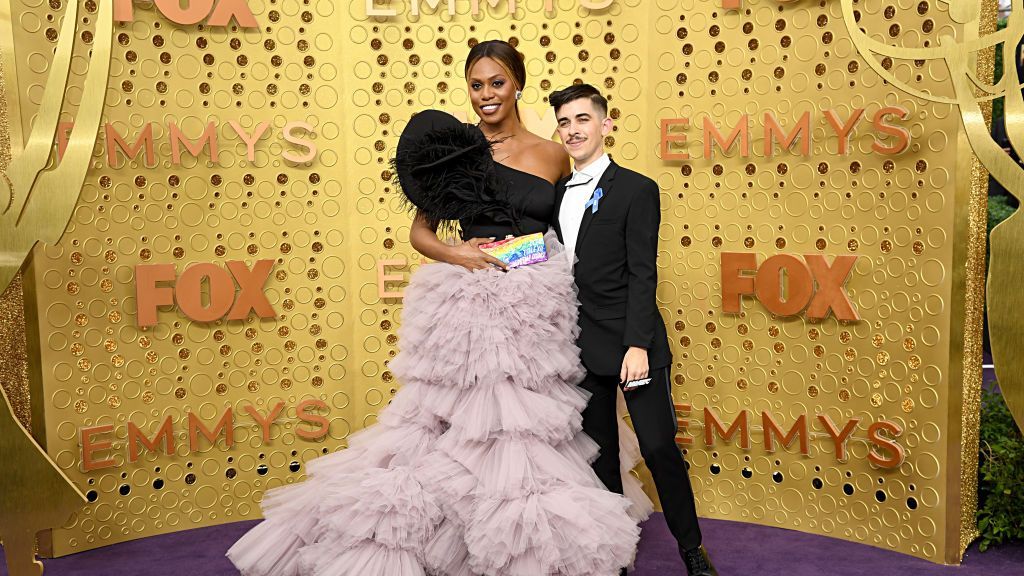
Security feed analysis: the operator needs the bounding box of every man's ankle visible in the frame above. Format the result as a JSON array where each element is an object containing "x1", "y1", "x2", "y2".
[{"x1": 679, "y1": 543, "x2": 702, "y2": 554}]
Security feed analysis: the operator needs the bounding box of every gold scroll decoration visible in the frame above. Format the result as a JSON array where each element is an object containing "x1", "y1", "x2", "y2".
[
  {"x1": 839, "y1": 0, "x2": 1006, "y2": 555},
  {"x1": 0, "y1": 0, "x2": 115, "y2": 573},
  {"x1": 843, "y1": 0, "x2": 1022, "y2": 433}
]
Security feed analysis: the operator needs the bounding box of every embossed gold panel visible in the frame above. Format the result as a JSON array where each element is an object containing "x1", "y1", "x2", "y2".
[{"x1": 0, "y1": 0, "x2": 987, "y2": 565}]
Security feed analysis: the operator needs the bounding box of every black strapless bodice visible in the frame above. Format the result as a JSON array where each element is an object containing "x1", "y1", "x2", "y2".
[{"x1": 459, "y1": 163, "x2": 555, "y2": 240}]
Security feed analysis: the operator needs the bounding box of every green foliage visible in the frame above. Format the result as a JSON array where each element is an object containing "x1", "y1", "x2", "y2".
[
  {"x1": 987, "y1": 193, "x2": 1018, "y2": 271},
  {"x1": 994, "y1": 18, "x2": 1008, "y2": 123},
  {"x1": 976, "y1": 389, "x2": 1024, "y2": 551},
  {"x1": 989, "y1": 193, "x2": 1018, "y2": 238},
  {"x1": 995, "y1": 17, "x2": 1008, "y2": 82}
]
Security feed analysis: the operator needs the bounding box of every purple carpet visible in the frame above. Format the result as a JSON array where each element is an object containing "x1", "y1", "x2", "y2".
[{"x1": 2, "y1": 514, "x2": 1023, "y2": 575}]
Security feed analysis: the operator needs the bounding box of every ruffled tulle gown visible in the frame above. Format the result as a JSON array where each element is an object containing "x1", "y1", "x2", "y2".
[{"x1": 227, "y1": 235, "x2": 650, "y2": 574}]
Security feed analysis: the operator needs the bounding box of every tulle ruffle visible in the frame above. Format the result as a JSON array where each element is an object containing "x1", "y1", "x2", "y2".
[{"x1": 227, "y1": 232, "x2": 648, "y2": 576}]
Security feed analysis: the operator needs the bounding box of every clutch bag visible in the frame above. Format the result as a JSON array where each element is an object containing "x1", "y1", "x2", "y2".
[{"x1": 479, "y1": 232, "x2": 548, "y2": 269}]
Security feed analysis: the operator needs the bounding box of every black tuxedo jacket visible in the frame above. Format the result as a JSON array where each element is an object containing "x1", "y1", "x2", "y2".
[{"x1": 553, "y1": 160, "x2": 672, "y2": 376}]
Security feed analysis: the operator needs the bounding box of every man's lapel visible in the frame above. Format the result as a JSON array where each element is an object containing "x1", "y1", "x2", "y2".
[
  {"x1": 575, "y1": 161, "x2": 618, "y2": 258},
  {"x1": 553, "y1": 175, "x2": 570, "y2": 242}
]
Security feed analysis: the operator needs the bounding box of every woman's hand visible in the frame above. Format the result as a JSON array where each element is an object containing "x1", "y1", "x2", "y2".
[
  {"x1": 408, "y1": 212, "x2": 506, "y2": 271},
  {"x1": 451, "y1": 237, "x2": 508, "y2": 271}
]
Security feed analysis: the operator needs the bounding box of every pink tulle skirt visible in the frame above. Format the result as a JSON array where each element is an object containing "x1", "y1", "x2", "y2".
[{"x1": 226, "y1": 232, "x2": 649, "y2": 576}]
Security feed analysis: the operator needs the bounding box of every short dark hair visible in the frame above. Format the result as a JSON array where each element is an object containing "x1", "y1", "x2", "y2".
[{"x1": 550, "y1": 83, "x2": 608, "y2": 117}]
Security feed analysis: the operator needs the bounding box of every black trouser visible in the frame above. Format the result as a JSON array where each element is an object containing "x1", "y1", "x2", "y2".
[{"x1": 580, "y1": 366, "x2": 703, "y2": 551}]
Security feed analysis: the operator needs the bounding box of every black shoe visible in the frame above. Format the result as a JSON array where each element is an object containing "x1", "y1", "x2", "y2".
[{"x1": 681, "y1": 545, "x2": 717, "y2": 576}]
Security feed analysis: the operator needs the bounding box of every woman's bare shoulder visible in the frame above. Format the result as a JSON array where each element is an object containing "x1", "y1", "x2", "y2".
[{"x1": 516, "y1": 137, "x2": 570, "y2": 183}]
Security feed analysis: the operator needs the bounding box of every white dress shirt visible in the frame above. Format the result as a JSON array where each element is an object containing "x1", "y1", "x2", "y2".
[{"x1": 559, "y1": 153, "x2": 611, "y2": 265}]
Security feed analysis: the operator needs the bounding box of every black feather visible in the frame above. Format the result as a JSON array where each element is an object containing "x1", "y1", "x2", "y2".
[{"x1": 392, "y1": 118, "x2": 519, "y2": 237}]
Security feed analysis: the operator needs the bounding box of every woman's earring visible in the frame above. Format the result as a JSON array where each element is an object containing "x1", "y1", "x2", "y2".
[{"x1": 515, "y1": 90, "x2": 522, "y2": 101}]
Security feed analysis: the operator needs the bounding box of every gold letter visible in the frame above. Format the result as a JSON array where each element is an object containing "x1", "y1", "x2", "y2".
[
  {"x1": 804, "y1": 254, "x2": 859, "y2": 321},
  {"x1": 660, "y1": 118, "x2": 690, "y2": 161},
  {"x1": 127, "y1": 416, "x2": 175, "y2": 463},
  {"x1": 817, "y1": 414, "x2": 860, "y2": 461},
  {"x1": 176, "y1": 263, "x2": 235, "y2": 323},
  {"x1": 81, "y1": 425, "x2": 117, "y2": 471},
  {"x1": 867, "y1": 420, "x2": 905, "y2": 468},
  {"x1": 753, "y1": 254, "x2": 814, "y2": 317},
  {"x1": 207, "y1": 0, "x2": 258, "y2": 27},
  {"x1": 170, "y1": 121, "x2": 219, "y2": 164},
  {"x1": 704, "y1": 407, "x2": 750, "y2": 449},
  {"x1": 520, "y1": 106, "x2": 559, "y2": 140},
  {"x1": 135, "y1": 264, "x2": 176, "y2": 328},
  {"x1": 763, "y1": 111, "x2": 810, "y2": 157},
  {"x1": 154, "y1": 0, "x2": 214, "y2": 25},
  {"x1": 245, "y1": 402, "x2": 286, "y2": 443},
  {"x1": 721, "y1": 252, "x2": 757, "y2": 314},
  {"x1": 871, "y1": 106, "x2": 911, "y2": 155},
  {"x1": 227, "y1": 120, "x2": 270, "y2": 162},
  {"x1": 412, "y1": 0, "x2": 456, "y2": 16},
  {"x1": 113, "y1": 0, "x2": 135, "y2": 22},
  {"x1": 702, "y1": 114, "x2": 749, "y2": 159},
  {"x1": 282, "y1": 121, "x2": 317, "y2": 163},
  {"x1": 366, "y1": 0, "x2": 397, "y2": 16},
  {"x1": 296, "y1": 399, "x2": 330, "y2": 440},
  {"x1": 378, "y1": 258, "x2": 407, "y2": 299},
  {"x1": 226, "y1": 259, "x2": 276, "y2": 320},
  {"x1": 56, "y1": 122, "x2": 75, "y2": 161},
  {"x1": 106, "y1": 123, "x2": 156, "y2": 168},
  {"x1": 188, "y1": 408, "x2": 235, "y2": 451},
  {"x1": 675, "y1": 403, "x2": 693, "y2": 446},
  {"x1": 823, "y1": 108, "x2": 864, "y2": 155},
  {"x1": 762, "y1": 412, "x2": 809, "y2": 454}
]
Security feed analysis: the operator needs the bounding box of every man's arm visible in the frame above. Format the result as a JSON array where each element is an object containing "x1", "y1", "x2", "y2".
[{"x1": 623, "y1": 179, "x2": 662, "y2": 350}]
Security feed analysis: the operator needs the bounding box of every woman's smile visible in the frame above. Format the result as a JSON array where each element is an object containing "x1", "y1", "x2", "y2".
[{"x1": 479, "y1": 102, "x2": 502, "y2": 115}]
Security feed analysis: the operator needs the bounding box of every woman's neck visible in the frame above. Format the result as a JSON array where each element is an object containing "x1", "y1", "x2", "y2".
[{"x1": 478, "y1": 115, "x2": 524, "y2": 141}]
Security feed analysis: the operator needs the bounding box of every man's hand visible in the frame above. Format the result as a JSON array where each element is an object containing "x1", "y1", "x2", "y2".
[
  {"x1": 620, "y1": 346, "x2": 649, "y2": 387},
  {"x1": 451, "y1": 238, "x2": 508, "y2": 271}
]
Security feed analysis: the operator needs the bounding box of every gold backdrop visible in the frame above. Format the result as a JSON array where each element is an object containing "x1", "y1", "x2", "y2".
[{"x1": 0, "y1": 0, "x2": 989, "y2": 565}]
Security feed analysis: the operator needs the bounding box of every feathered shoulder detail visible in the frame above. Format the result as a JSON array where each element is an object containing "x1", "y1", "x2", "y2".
[{"x1": 392, "y1": 111, "x2": 517, "y2": 236}]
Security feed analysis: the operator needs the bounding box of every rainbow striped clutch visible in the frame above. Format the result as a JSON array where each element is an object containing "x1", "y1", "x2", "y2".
[{"x1": 479, "y1": 232, "x2": 548, "y2": 269}]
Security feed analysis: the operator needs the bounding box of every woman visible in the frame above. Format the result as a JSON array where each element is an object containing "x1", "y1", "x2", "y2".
[
  {"x1": 227, "y1": 41, "x2": 646, "y2": 576},
  {"x1": 412, "y1": 39, "x2": 653, "y2": 519},
  {"x1": 410, "y1": 40, "x2": 569, "y2": 268}
]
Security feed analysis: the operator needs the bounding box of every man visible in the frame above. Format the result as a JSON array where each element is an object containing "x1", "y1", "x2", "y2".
[{"x1": 550, "y1": 84, "x2": 717, "y2": 576}]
